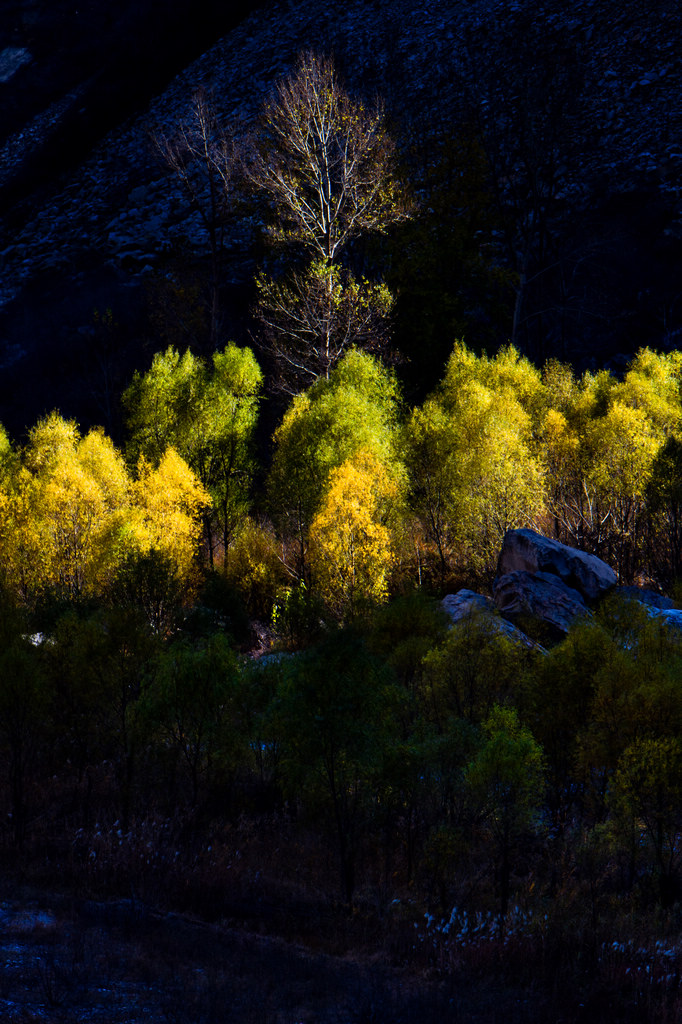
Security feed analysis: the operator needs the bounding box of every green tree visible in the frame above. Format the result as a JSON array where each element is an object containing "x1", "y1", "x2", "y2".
[
  {"x1": 609, "y1": 737, "x2": 682, "y2": 906},
  {"x1": 268, "y1": 349, "x2": 405, "y2": 581},
  {"x1": 539, "y1": 349, "x2": 682, "y2": 580},
  {"x1": 275, "y1": 629, "x2": 394, "y2": 906},
  {"x1": 646, "y1": 434, "x2": 682, "y2": 588},
  {"x1": 405, "y1": 343, "x2": 546, "y2": 582},
  {"x1": 124, "y1": 343, "x2": 262, "y2": 565},
  {"x1": 465, "y1": 705, "x2": 545, "y2": 920},
  {"x1": 0, "y1": 591, "x2": 46, "y2": 848},
  {"x1": 142, "y1": 633, "x2": 243, "y2": 809},
  {"x1": 44, "y1": 607, "x2": 157, "y2": 827},
  {"x1": 583, "y1": 400, "x2": 659, "y2": 581},
  {"x1": 423, "y1": 612, "x2": 533, "y2": 729}
]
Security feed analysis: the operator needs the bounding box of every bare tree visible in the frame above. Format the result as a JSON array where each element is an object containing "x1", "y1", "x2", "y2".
[
  {"x1": 255, "y1": 260, "x2": 394, "y2": 394},
  {"x1": 246, "y1": 52, "x2": 410, "y2": 392},
  {"x1": 247, "y1": 52, "x2": 409, "y2": 261},
  {"x1": 152, "y1": 88, "x2": 239, "y2": 348}
]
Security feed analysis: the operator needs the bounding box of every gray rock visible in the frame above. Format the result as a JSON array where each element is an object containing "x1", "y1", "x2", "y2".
[
  {"x1": 442, "y1": 590, "x2": 496, "y2": 624},
  {"x1": 442, "y1": 590, "x2": 544, "y2": 651},
  {"x1": 642, "y1": 607, "x2": 682, "y2": 635},
  {"x1": 497, "y1": 529, "x2": 617, "y2": 603},
  {"x1": 615, "y1": 586, "x2": 675, "y2": 610},
  {"x1": 494, "y1": 570, "x2": 589, "y2": 638}
]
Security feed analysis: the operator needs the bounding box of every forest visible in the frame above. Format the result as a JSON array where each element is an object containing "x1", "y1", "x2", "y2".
[{"x1": 2, "y1": 49, "x2": 682, "y2": 1023}]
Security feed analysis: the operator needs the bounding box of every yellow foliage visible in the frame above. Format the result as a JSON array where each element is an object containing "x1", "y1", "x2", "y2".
[
  {"x1": 224, "y1": 517, "x2": 286, "y2": 618},
  {"x1": 310, "y1": 451, "x2": 398, "y2": 616},
  {"x1": 131, "y1": 448, "x2": 211, "y2": 584},
  {"x1": 3, "y1": 420, "x2": 134, "y2": 600}
]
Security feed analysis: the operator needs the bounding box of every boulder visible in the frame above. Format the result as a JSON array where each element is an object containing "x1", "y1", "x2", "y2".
[
  {"x1": 497, "y1": 529, "x2": 617, "y2": 603},
  {"x1": 442, "y1": 589, "x2": 496, "y2": 624},
  {"x1": 650, "y1": 609, "x2": 682, "y2": 634},
  {"x1": 493, "y1": 570, "x2": 589, "y2": 638},
  {"x1": 615, "y1": 586, "x2": 675, "y2": 610},
  {"x1": 442, "y1": 590, "x2": 543, "y2": 651}
]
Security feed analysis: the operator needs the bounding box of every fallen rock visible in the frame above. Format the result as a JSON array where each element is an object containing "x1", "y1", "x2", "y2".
[
  {"x1": 494, "y1": 570, "x2": 590, "y2": 638},
  {"x1": 497, "y1": 529, "x2": 617, "y2": 603}
]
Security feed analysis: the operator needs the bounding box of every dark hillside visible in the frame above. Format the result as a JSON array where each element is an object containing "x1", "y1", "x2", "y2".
[
  {"x1": 0, "y1": 0, "x2": 269, "y2": 215},
  {"x1": 1, "y1": 0, "x2": 681, "y2": 433}
]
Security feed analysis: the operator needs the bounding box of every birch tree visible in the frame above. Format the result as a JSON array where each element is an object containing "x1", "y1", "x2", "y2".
[{"x1": 248, "y1": 52, "x2": 409, "y2": 392}]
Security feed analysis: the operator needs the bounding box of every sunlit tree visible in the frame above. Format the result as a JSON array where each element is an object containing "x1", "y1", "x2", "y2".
[
  {"x1": 247, "y1": 52, "x2": 409, "y2": 391},
  {"x1": 310, "y1": 450, "x2": 400, "y2": 617}
]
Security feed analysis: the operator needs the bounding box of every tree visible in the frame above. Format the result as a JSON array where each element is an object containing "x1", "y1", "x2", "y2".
[
  {"x1": 248, "y1": 51, "x2": 407, "y2": 262},
  {"x1": 609, "y1": 737, "x2": 682, "y2": 906},
  {"x1": 583, "y1": 399, "x2": 659, "y2": 580},
  {"x1": 647, "y1": 434, "x2": 682, "y2": 588},
  {"x1": 43, "y1": 606, "x2": 157, "y2": 827},
  {"x1": 130, "y1": 448, "x2": 211, "y2": 593},
  {"x1": 247, "y1": 52, "x2": 409, "y2": 391},
  {"x1": 142, "y1": 633, "x2": 243, "y2": 809},
  {"x1": 275, "y1": 629, "x2": 394, "y2": 906},
  {"x1": 3, "y1": 414, "x2": 131, "y2": 603},
  {"x1": 152, "y1": 88, "x2": 238, "y2": 347},
  {"x1": 423, "y1": 612, "x2": 531, "y2": 729},
  {"x1": 465, "y1": 705, "x2": 545, "y2": 921},
  {"x1": 124, "y1": 344, "x2": 262, "y2": 566},
  {"x1": 405, "y1": 343, "x2": 546, "y2": 582},
  {"x1": 268, "y1": 349, "x2": 405, "y2": 580},
  {"x1": 255, "y1": 259, "x2": 394, "y2": 394},
  {"x1": 310, "y1": 450, "x2": 400, "y2": 618},
  {"x1": 0, "y1": 590, "x2": 46, "y2": 848}
]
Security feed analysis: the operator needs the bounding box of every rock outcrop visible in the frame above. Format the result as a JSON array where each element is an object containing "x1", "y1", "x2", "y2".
[
  {"x1": 496, "y1": 529, "x2": 617, "y2": 604},
  {"x1": 493, "y1": 570, "x2": 589, "y2": 640},
  {"x1": 614, "y1": 586, "x2": 675, "y2": 610},
  {"x1": 442, "y1": 589, "x2": 544, "y2": 651},
  {"x1": 442, "y1": 590, "x2": 496, "y2": 624},
  {"x1": 444, "y1": 531, "x2": 680, "y2": 648}
]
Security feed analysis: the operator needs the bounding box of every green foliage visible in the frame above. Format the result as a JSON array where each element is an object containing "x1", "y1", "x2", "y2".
[
  {"x1": 223, "y1": 516, "x2": 288, "y2": 620},
  {"x1": 123, "y1": 343, "x2": 262, "y2": 565},
  {"x1": 141, "y1": 633, "x2": 244, "y2": 808},
  {"x1": 0, "y1": 589, "x2": 47, "y2": 846},
  {"x1": 110, "y1": 547, "x2": 186, "y2": 637},
  {"x1": 465, "y1": 705, "x2": 545, "y2": 917},
  {"x1": 268, "y1": 349, "x2": 405, "y2": 581},
  {"x1": 609, "y1": 736, "x2": 682, "y2": 905},
  {"x1": 647, "y1": 434, "x2": 682, "y2": 587},
  {"x1": 423, "y1": 611, "x2": 532, "y2": 727},
  {"x1": 271, "y1": 580, "x2": 326, "y2": 650},
  {"x1": 274, "y1": 628, "x2": 395, "y2": 903},
  {"x1": 405, "y1": 342, "x2": 546, "y2": 583}
]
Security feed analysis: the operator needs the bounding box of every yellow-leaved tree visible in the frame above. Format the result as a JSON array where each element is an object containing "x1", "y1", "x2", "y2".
[
  {"x1": 130, "y1": 448, "x2": 211, "y2": 587},
  {"x1": 2, "y1": 414, "x2": 131, "y2": 602},
  {"x1": 310, "y1": 451, "x2": 400, "y2": 617},
  {"x1": 268, "y1": 349, "x2": 405, "y2": 582}
]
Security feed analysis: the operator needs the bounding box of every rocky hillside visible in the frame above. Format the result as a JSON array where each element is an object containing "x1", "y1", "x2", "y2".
[{"x1": 1, "y1": 0, "x2": 681, "y2": 435}]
